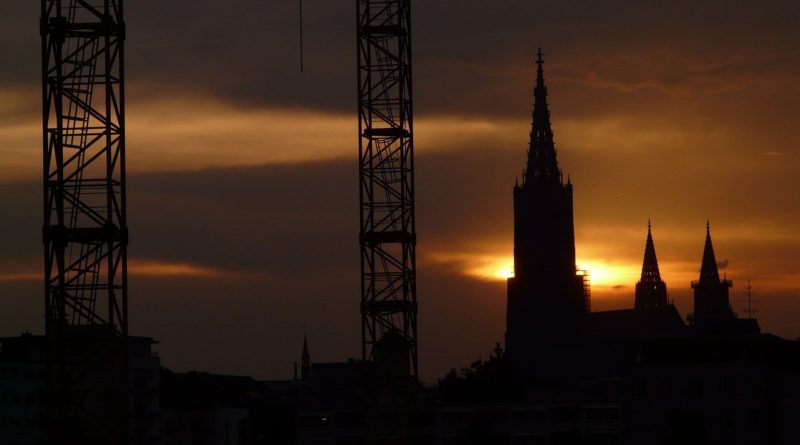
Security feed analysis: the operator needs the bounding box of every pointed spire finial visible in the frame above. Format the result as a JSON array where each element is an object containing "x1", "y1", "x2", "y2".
[
  {"x1": 535, "y1": 48, "x2": 545, "y2": 94},
  {"x1": 536, "y1": 48, "x2": 544, "y2": 79},
  {"x1": 636, "y1": 220, "x2": 668, "y2": 311},
  {"x1": 700, "y1": 222, "x2": 721, "y2": 282},
  {"x1": 524, "y1": 48, "x2": 560, "y2": 185},
  {"x1": 640, "y1": 220, "x2": 661, "y2": 282}
]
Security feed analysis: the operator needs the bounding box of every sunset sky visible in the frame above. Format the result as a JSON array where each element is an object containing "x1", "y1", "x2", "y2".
[{"x1": 1, "y1": 1, "x2": 799, "y2": 382}]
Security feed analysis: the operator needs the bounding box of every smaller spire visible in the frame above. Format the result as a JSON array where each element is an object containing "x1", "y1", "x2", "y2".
[
  {"x1": 302, "y1": 333, "x2": 310, "y2": 362},
  {"x1": 699, "y1": 222, "x2": 720, "y2": 282},
  {"x1": 639, "y1": 220, "x2": 662, "y2": 282},
  {"x1": 301, "y1": 332, "x2": 311, "y2": 380},
  {"x1": 635, "y1": 221, "x2": 668, "y2": 312}
]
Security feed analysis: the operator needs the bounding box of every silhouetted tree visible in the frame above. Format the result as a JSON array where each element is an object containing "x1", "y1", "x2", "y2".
[{"x1": 438, "y1": 343, "x2": 522, "y2": 403}]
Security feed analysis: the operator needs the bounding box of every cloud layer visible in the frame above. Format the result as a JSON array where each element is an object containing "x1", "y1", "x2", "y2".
[{"x1": 1, "y1": 150, "x2": 799, "y2": 380}]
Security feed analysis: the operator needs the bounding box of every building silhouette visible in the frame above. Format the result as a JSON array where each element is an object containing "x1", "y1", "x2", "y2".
[
  {"x1": 433, "y1": 50, "x2": 799, "y2": 445},
  {"x1": 289, "y1": 49, "x2": 800, "y2": 445},
  {"x1": 693, "y1": 222, "x2": 733, "y2": 321},
  {"x1": 690, "y1": 223, "x2": 760, "y2": 335},
  {"x1": 0, "y1": 334, "x2": 160, "y2": 445},
  {"x1": 506, "y1": 49, "x2": 589, "y2": 371}
]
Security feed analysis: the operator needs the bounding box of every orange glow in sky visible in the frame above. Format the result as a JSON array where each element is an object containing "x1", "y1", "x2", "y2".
[
  {"x1": 454, "y1": 254, "x2": 640, "y2": 290},
  {"x1": 0, "y1": 260, "x2": 235, "y2": 282},
  {"x1": 467, "y1": 256, "x2": 515, "y2": 281},
  {"x1": 576, "y1": 260, "x2": 640, "y2": 288},
  {"x1": 128, "y1": 260, "x2": 232, "y2": 278}
]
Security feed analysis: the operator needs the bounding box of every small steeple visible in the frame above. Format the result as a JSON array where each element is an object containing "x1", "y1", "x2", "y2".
[
  {"x1": 699, "y1": 221, "x2": 720, "y2": 282},
  {"x1": 635, "y1": 220, "x2": 668, "y2": 312},
  {"x1": 301, "y1": 333, "x2": 311, "y2": 380},
  {"x1": 525, "y1": 48, "x2": 561, "y2": 185},
  {"x1": 640, "y1": 219, "x2": 662, "y2": 283}
]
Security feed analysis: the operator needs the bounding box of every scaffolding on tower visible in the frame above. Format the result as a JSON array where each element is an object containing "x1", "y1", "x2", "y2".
[{"x1": 41, "y1": 0, "x2": 128, "y2": 442}]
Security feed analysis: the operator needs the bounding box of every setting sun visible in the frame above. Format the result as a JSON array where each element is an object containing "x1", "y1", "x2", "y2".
[
  {"x1": 469, "y1": 257, "x2": 515, "y2": 280},
  {"x1": 576, "y1": 260, "x2": 639, "y2": 288},
  {"x1": 442, "y1": 252, "x2": 640, "y2": 288}
]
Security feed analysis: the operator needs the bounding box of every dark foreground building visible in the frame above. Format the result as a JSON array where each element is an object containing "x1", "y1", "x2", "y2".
[{"x1": 0, "y1": 334, "x2": 160, "y2": 445}]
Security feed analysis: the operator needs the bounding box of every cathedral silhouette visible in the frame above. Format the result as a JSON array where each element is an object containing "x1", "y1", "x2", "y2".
[
  {"x1": 505, "y1": 51, "x2": 760, "y2": 382},
  {"x1": 431, "y1": 50, "x2": 797, "y2": 445},
  {"x1": 285, "y1": 50, "x2": 800, "y2": 445}
]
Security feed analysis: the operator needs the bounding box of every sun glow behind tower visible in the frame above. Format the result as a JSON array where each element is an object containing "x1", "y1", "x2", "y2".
[{"x1": 459, "y1": 253, "x2": 637, "y2": 288}]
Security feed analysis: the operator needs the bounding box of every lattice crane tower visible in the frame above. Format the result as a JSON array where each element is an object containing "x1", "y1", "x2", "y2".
[
  {"x1": 41, "y1": 0, "x2": 128, "y2": 441},
  {"x1": 357, "y1": 0, "x2": 418, "y2": 378}
]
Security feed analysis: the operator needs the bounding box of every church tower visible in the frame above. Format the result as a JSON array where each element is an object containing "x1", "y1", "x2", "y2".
[
  {"x1": 691, "y1": 223, "x2": 734, "y2": 323},
  {"x1": 635, "y1": 221, "x2": 668, "y2": 312},
  {"x1": 506, "y1": 50, "x2": 588, "y2": 360},
  {"x1": 690, "y1": 223, "x2": 761, "y2": 335}
]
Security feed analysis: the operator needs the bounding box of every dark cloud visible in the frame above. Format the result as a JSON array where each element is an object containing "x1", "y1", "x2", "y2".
[
  {"x1": 2, "y1": 1, "x2": 798, "y2": 118},
  {"x1": 717, "y1": 259, "x2": 730, "y2": 269}
]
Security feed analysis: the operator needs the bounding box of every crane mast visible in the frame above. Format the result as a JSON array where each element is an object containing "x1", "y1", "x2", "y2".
[
  {"x1": 357, "y1": 0, "x2": 418, "y2": 379},
  {"x1": 41, "y1": 0, "x2": 128, "y2": 441}
]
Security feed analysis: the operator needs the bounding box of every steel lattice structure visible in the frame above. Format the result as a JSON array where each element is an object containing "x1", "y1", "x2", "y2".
[
  {"x1": 41, "y1": 0, "x2": 128, "y2": 441},
  {"x1": 357, "y1": 0, "x2": 417, "y2": 378},
  {"x1": 42, "y1": 0, "x2": 127, "y2": 337}
]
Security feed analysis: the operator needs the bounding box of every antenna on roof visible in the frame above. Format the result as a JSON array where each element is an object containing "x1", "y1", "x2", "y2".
[{"x1": 740, "y1": 277, "x2": 759, "y2": 319}]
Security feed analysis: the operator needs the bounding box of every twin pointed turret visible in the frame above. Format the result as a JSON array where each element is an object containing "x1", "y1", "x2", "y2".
[
  {"x1": 691, "y1": 222, "x2": 735, "y2": 325},
  {"x1": 635, "y1": 221, "x2": 668, "y2": 312},
  {"x1": 699, "y1": 221, "x2": 721, "y2": 283},
  {"x1": 524, "y1": 49, "x2": 562, "y2": 186},
  {"x1": 640, "y1": 221, "x2": 662, "y2": 282}
]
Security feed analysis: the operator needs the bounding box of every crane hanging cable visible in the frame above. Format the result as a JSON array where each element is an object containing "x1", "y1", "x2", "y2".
[{"x1": 299, "y1": 0, "x2": 304, "y2": 72}]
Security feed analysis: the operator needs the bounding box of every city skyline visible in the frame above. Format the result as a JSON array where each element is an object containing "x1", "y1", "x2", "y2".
[{"x1": 1, "y1": 0, "x2": 799, "y2": 382}]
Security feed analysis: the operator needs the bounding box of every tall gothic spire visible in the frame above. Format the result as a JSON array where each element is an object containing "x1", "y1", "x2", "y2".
[
  {"x1": 525, "y1": 48, "x2": 561, "y2": 185},
  {"x1": 640, "y1": 220, "x2": 662, "y2": 283},
  {"x1": 508, "y1": 48, "x2": 585, "y2": 365},
  {"x1": 699, "y1": 221, "x2": 720, "y2": 282}
]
